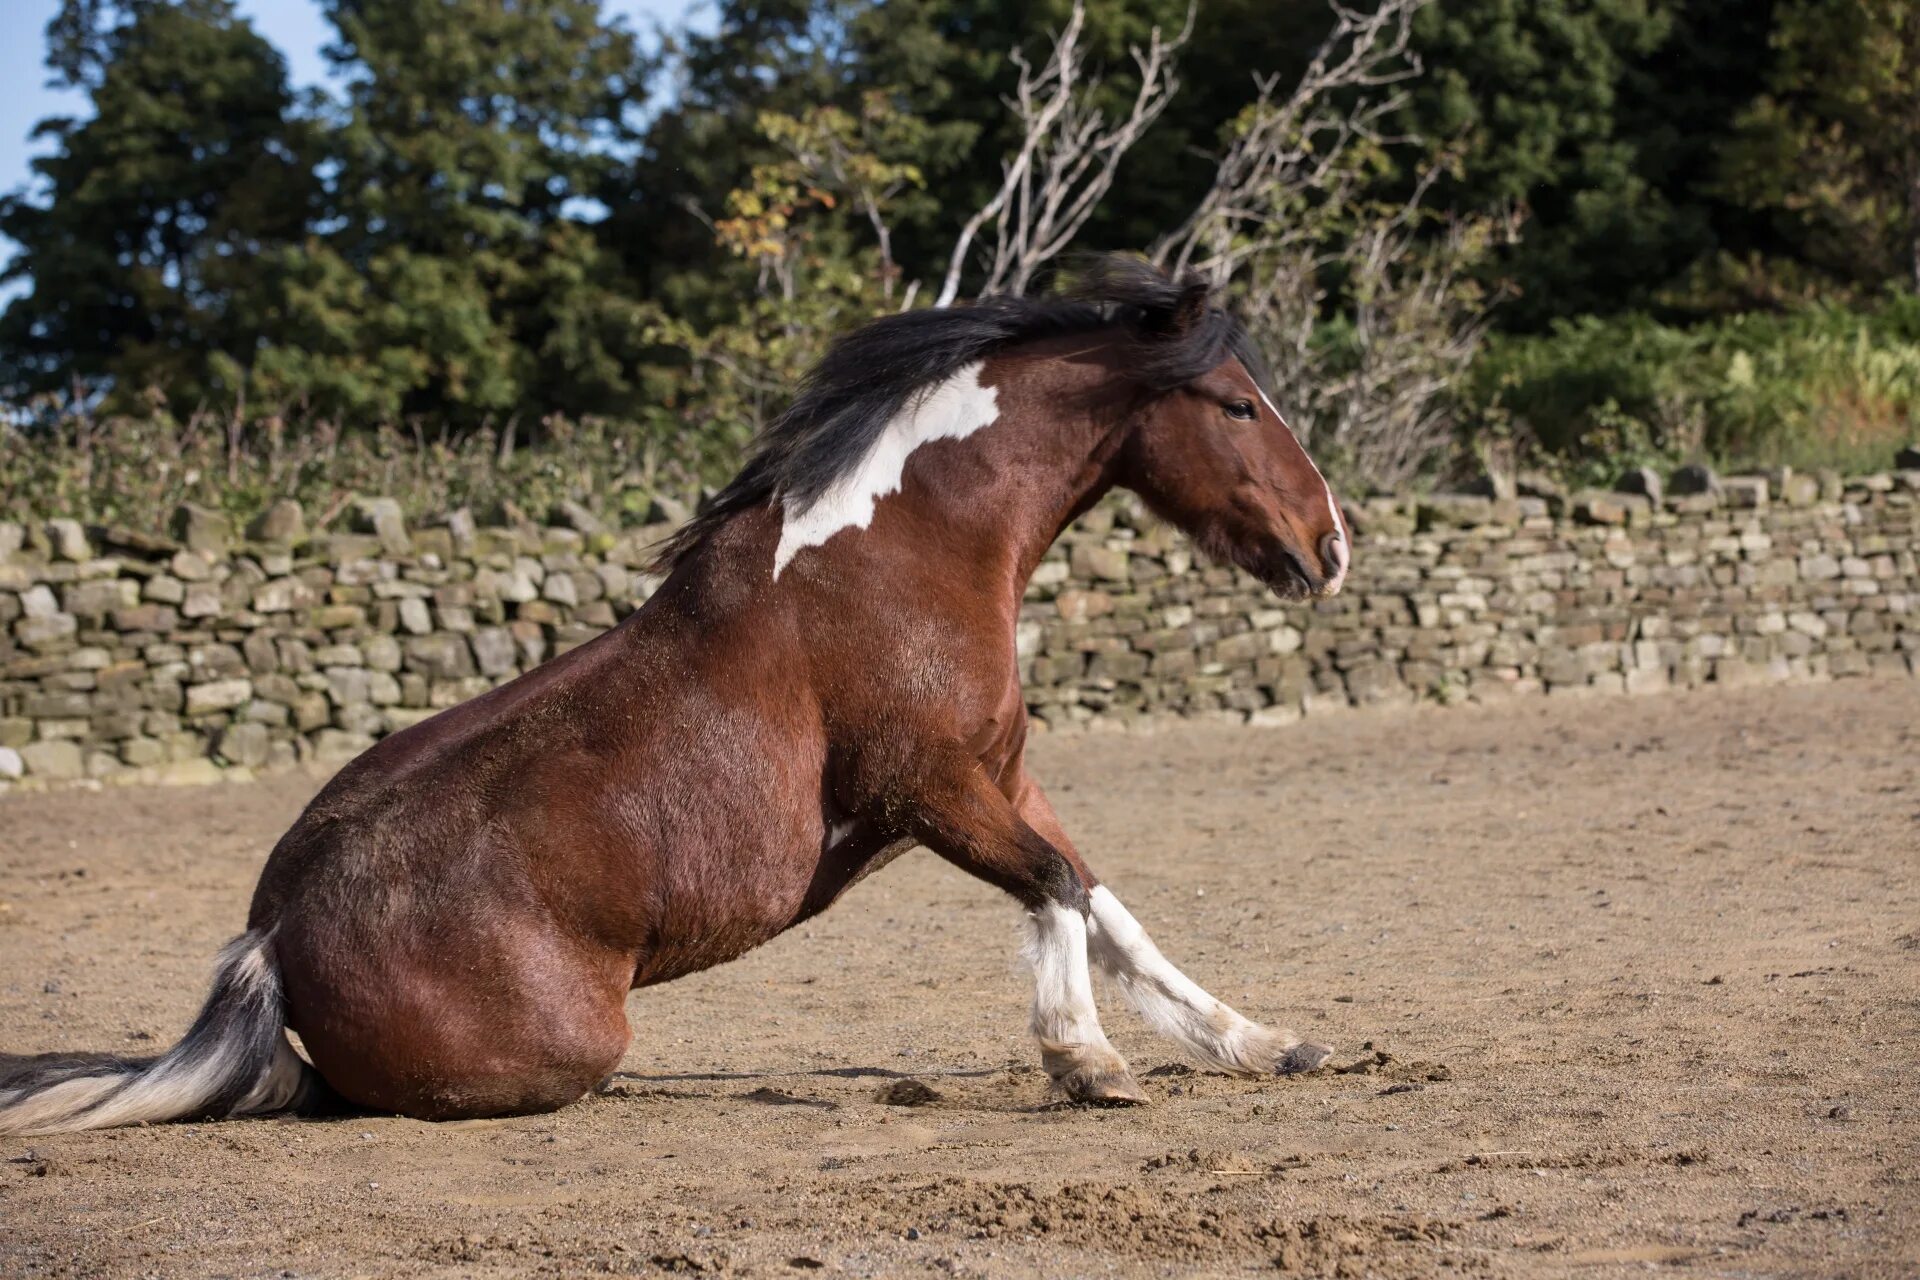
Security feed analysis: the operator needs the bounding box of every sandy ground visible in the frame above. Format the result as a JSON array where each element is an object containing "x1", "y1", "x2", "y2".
[{"x1": 0, "y1": 680, "x2": 1916, "y2": 1279}]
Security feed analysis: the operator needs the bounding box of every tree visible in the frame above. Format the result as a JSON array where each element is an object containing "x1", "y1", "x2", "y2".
[
  {"x1": 250, "y1": 0, "x2": 657, "y2": 422},
  {"x1": 934, "y1": 0, "x2": 1194, "y2": 305},
  {"x1": 1400, "y1": 0, "x2": 1794, "y2": 327},
  {"x1": 0, "y1": 0, "x2": 316, "y2": 407},
  {"x1": 1402, "y1": 0, "x2": 1680, "y2": 326},
  {"x1": 1718, "y1": 0, "x2": 1920, "y2": 297}
]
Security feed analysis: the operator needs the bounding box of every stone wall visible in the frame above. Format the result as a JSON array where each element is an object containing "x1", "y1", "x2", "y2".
[{"x1": 2, "y1": 468, "x2": 1917, "y2": 789}]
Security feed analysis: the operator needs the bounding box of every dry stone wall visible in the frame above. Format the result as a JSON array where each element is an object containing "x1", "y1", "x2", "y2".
[{"x1": 2, "y1": 469, "x2": 1917, "y2": 788}]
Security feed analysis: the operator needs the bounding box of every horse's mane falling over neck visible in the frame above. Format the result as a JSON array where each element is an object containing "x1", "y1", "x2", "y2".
[{"x1": 649, "y1": 256, "x2": 1274, "y2": 575}]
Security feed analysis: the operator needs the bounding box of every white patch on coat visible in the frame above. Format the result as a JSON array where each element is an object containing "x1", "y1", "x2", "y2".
[
  {"x1": 772, "y1": 363, "x2": 1001, "y2": 578},
  {"x1": 1085, "y1": 886, "x2": 1300, "y2": 1075}
]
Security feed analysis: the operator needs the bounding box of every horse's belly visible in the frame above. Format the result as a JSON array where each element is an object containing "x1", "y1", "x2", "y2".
[{"x1": 629, "y1": 824, "x2": 909, "y2": 987}]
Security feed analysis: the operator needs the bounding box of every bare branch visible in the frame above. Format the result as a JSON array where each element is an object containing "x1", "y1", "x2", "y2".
[
  {"x1": 1153, "y1": 0, "x2": 1426, "y2": 284},
  {"x1": 934, "y1": 0, "x2": 1195, "y2": 306}
]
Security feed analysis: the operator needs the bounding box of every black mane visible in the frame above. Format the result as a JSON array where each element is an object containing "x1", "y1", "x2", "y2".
[{"x1": 649, "y1": 255, "x2": 1268, "y2": 572}]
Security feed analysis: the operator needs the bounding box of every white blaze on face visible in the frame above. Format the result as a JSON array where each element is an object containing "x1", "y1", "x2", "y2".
[
  {"x1": 1254, "y1": 384, "x2": 1347, "y2": 596},
  {"x1": 772, "y1": 362, "x2": 1002, "y2": 579}
]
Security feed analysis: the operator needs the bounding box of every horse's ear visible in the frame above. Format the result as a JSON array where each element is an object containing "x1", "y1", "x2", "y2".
[{"x1": 1152, "y1": 278, "x2": 1212, "y2": 339}]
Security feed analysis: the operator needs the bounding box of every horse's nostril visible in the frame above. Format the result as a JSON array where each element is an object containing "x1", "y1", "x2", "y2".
[{"x1": 1318, "y1": 530, "x2": 1349, "y2": 586}]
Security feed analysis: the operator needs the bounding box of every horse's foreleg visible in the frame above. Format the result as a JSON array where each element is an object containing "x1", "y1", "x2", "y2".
[
  {"x1": 1014, "y1": 779, "x2": 1333, "y2": 1079},
  {"x1": 1084, "y1": 886, "x2": 1332, "y2": 1076},
  {"x1": 912, "y1": 769, "x2": 1145, "y2": 1105}
]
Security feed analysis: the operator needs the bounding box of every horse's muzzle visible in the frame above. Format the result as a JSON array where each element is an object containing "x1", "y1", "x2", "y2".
[{"x1": 1316, "y1": 530, "x2": 1349, "y2": 597}]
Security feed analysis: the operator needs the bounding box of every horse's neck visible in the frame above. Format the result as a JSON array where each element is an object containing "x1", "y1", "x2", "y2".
[
  {"x1": 899, "y1": 353, "x2": 1129, "y2": 593},
  {"x1": 769, "y1": 348, "x2": 1129, "y2": 602}
]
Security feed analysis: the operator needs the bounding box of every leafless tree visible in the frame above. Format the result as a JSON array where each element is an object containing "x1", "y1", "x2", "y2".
[
  {"x1": 933, "y1": 0, "x2": 1196, "y2": 308},
  {"x1": 911, "y1": 0, "x2": 1503, "y2": 487},
  {"x1": 1321, "y1": 180, "x2": 1505, "y2": 489},
  {"x1": 1144, "y1": 0, "x2": 1513, "y2": 489},
  {"x1": 1152, "y1": 0, "x2": 1427, "y2": 284}
]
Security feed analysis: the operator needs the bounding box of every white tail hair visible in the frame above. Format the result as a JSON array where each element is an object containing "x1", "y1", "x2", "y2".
[{"x1": 0, "y1": 930, "x2": 319, "y2": 1135}]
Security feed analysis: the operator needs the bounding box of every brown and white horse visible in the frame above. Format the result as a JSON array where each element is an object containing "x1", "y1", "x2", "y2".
[{"x1": 0, "y1": 258, "x2": 1349, "y2": 1133}]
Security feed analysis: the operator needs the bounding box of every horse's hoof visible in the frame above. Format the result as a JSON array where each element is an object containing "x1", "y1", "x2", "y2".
[
  {"x1": 1276, "y1": 1041, "x2": 1334, "y2": 1075},
  {"x1": 1054, "y1": 1068, "x2": 1149, "y2": 1107}
]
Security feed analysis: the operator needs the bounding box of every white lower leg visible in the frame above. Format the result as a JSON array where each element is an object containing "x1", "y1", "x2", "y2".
[
  {"x1": 1025, "y1": 903, "x2": 1140, "y2": 1098},
  {"x1": 1085, "y1": 886, "x2": 1330, "y2": 1076}
]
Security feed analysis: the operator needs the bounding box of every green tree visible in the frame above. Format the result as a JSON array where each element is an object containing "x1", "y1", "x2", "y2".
[
  {"x1": 0, "y1": 0, "x2": 316, "y2": 406},
  {"x1": 1717, "y1": 0, "x2": 1920, "y2": 297},
  {"x1": 1408, "y1": 0, "x2": 1783, "y2": 326},
  {"x1": 252, "y1": 0, "x2": 656, "y2": 422},
  {"x1": 623, "y1": 0, "x2": 1234, "y2": 307}
]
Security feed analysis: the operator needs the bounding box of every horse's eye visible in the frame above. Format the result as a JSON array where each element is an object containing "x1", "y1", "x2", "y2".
[{"x1": 1225, "y1": 400, "x2": 1257, "y2": 421}]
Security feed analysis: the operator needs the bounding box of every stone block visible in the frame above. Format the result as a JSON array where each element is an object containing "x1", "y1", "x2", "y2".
[
  {"x1": 398, "y1": 596, "x2": 434, "y2": 634},
  {"x1": 15, "y1": 613, "x2": 78, "y2": 651},
  {"x1": 45, "y1": 518, "x2": 92, "y2": 562},
  {"x1": 312, "y1": 729, "x2": 375, "y2": 763},
  {"x1": 352, "y1": 496, "x2": 411, "y2": 555},
  {"x1": 185, "y1": 678, "x2": 252, "y2": 715},
  {"x1": 21, "y1": 584, "x2": 59, "y2": 618},
  {"x1": 252, "y1": 577, "x2": 316, "y2": 614},
  {"x1": 181, "y1": 582, "x2": 222, "y2": 619},
  {"x1": 540, "y1": 572, "x2": 579, "y2": 606},
  {"x1": 63, "y1": 578, "x2": 139, "y2": 620},
  {"x1": 1615, "y1": 466, "x2": 1663, "y2": 505},
  {"x1": 1419, "y1": 494, "x2": 1496, "y2": 528},
  {"x1": 1070, "y1": 544, "x2": 1130, "y2": 583},
  {"x1": 1721, "y1": 476, "x2": 1769, "y2": 509},
  {"x1": 405, "y1": 632, "x2": 476, "y2": 680},
  {"x1": 20, "y1": 739, "x2": 84, "y2": 779},
  {"x1": 1778, "y1": 472, "x2": 1820, "y2": 506},
  {"x1": 216, "y1": 721, "x2": 272, "y2": 769},
  {"x1": 1055, "y1": 589, "x2": 1114, "y2": 622},
  {"x1": 308, "y1": 604, "x2": 368, "y2": 630},
  {"x1": 471, "y1": 626, "x2": 518, "y2": 677},
  {"x1": 171, "y1": 503, "x2": 233, "y2": 554},
  {"x1": 1668, "y1": 463, "x2": 1720, "y2": 497},
  {"x1": 247, "y1": 498, "x2": 307, "y2": 545}
]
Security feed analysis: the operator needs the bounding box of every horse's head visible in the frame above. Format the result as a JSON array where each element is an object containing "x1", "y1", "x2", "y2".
[{"x1": 1092, "y1": 263, "x2": 1348, "y2": 601}]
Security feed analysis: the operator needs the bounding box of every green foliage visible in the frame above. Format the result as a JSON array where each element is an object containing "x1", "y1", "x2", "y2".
[
  {"x1": 0, "y1": 0, "x2": 317, "y2": 404},
  {"x1": 1713, "y1": 0, "x2": 1920, "y2": 298},
  {"x1": 4, "y1": 0, "x2": 1920, "y2": 503},
  {"x1": 0, "y1": 404, "x2": 716, "y2": 531},
  {"x1": 1467, "y1": 294, "x2": 1920, "y2": 479},
  {"x1": 642, "y1": 96, "x2": 915, "y2": 451},
  {"x1": 269, "y1": 0, "x2": 654, "y2": 422},
  {"x1": 1, "y1": 0, "x2": 654, "y2": 424},
  {"x1": 1408, "y1": 0, "x2": 1787, "y2": 327}
]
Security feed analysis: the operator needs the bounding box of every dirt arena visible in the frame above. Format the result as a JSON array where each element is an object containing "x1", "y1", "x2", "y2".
[{"x1": 1, "y1": 680, "x2": 1916, "y2": 1278}]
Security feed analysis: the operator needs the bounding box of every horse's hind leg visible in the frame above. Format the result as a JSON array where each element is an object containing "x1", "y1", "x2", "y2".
[
  {"x1": 282, "y1": 918, "x2": 634, "y2": 1121},
  {"x1": 1016, "y1": 779, "x2": 1333, "y2": 1078},
  {"x1": 911, "y1": 770, "x2": 1145, "y2": 1105}
]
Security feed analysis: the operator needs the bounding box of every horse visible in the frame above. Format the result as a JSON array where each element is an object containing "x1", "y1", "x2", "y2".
[{"x1": 0, "y1": 257, "x2": 1349, "y2": 1134}]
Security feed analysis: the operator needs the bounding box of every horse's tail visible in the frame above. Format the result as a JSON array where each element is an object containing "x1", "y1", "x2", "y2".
[{"x1": 0, "y1": 930, "x2": 322, "y2": 1135}]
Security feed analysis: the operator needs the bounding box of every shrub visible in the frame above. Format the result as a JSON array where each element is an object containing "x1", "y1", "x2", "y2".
[
  {"x1": 0, "y1": 405, "x2": 726, "y2": 532},
  {"x1": 1465, "y1": 293, "x2": 1920, "y2": 481}
]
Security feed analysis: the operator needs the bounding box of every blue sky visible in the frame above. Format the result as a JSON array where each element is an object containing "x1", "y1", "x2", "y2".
[{"x1": 1, "y1": 0, "x2": 701, "y2": 245}]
